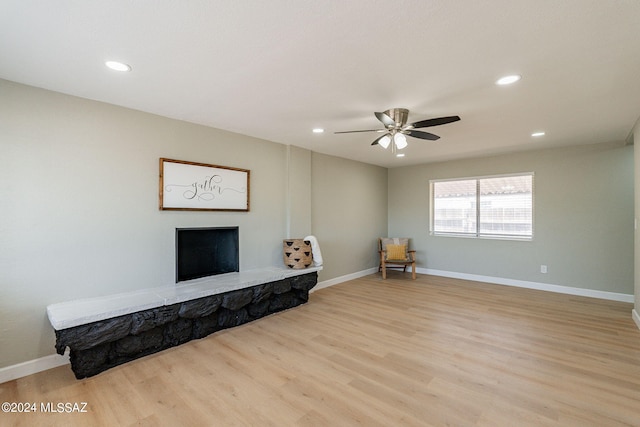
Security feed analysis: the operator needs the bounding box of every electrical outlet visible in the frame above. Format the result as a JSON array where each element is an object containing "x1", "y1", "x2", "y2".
[{"x1": 540, "y1": 265, "x2": 548, "y2": 274}]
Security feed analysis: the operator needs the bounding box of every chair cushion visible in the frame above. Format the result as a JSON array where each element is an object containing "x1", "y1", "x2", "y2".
[
  {"x1": 386, "y1": 244, "x2": 407, "y2": 260},
  {"x1": 381, "y1": 238, "x2": 409, "y2": 256}
]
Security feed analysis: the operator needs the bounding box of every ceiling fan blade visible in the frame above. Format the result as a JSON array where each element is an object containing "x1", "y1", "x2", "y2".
[
  {"x1": 371, "y1": 133, "x2": 391, "y2": 145},
  {"x1": 375, "y1": 111, "x2": 396, "y2": 128},
  {"x1": 334, "y1": 129, "x2": 385, "y2": 134},
  {"x1": 409, "y1": 115, "x2": 460, "y2": 129},
  {"x1": 404, "y1": 130, "x2": 440, "y2": 141}
]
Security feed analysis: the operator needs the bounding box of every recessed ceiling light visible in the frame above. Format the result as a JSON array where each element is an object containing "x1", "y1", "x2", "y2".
[
  {"x1": 396, "y1": 153, "x2": 405, "y2": 158},
  {"x1": 496, "y1": 74, "x2": 521, "y2": 85},
  {"x1": 531, "y1": 131, "x2": 546, "y2": 137},
  {"x1": 105, "y1": 61, "x2": 132, "y2": 72},
  {"x1": 312, "y1": 128, "x2": 324, "y2": 133}
]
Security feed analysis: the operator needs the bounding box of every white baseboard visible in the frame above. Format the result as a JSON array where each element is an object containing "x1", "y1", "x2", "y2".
[
  {"x1": 311, "y1": 267, "x2": 378, "y2": 293},
  {"x1": 633, "y1": 309, "x2": 640, "y2": 330},
  {"x1": 418, "y1": 268, "x2": 635, "y2": 303},
  {"x1": 0, "y1": 351, "x2": 69, "y2": 384},
  {"x1": 312, "y1": 266, "x2": 635, "y2": 303}
]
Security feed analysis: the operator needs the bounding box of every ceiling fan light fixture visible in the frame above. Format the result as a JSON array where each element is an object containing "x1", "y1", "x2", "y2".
[
  {"x1": 378, "y1": 135, "x2": 391, "y2": 149},
  {"x1": 335, "y1": 108, "x2": 461, "y2": 153},
  {"x1": 394, "y1": 133, "x2": 408, "y2": 149}
]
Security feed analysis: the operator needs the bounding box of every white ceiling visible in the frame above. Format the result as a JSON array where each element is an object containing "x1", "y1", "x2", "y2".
[{"x1": 2, "y1": 0, "x2": 640, "y2": 168}]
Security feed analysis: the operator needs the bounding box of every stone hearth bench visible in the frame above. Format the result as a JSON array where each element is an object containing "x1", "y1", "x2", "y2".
[{"x1": 47, "y1": 266, "x2": 321, "y2": 379}]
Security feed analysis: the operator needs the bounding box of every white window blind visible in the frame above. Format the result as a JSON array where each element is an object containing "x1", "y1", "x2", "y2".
[{"x1": 431, "y1": 174, "x2": 533, "y2": 239}]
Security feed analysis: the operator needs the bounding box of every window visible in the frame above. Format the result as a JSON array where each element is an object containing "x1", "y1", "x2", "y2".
[{"x1": 430, "y1": 173, "x2": 533, "y2": 239}]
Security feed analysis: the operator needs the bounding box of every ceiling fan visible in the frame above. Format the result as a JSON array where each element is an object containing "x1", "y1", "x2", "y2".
[{"x1": 335, "y1": 108, "x2": 460, "y2": 152}]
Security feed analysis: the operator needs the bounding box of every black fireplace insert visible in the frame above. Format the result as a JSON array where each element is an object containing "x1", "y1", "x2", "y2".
[{"x1": 175, "y1": 226, "x2": 239, "y2": 282}]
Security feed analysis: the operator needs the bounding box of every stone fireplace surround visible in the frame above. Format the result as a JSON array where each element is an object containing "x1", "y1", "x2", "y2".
[{"x1": 47, "y1": 266, "x2": 321, "y2": 378}]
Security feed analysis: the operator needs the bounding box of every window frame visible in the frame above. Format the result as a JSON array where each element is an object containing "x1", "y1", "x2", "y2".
[{"x1": 429, "y1": 172, "x2": 534, "y2": 241}]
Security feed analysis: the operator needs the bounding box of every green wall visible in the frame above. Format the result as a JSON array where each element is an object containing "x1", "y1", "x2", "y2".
[
  {"x1": 388, "y1": 143, "x2": 634, "y2": 295},
  {"x1": 0, "y1": 79, "x2": 388, "y2": 368},
  {"x1": 311, "y1": 152, "x2": 388, "y2": 281}
]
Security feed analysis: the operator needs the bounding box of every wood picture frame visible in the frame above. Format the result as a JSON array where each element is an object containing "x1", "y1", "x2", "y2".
[{"x1": 159, "y1": 158, "x2": 250, "y2": 211}]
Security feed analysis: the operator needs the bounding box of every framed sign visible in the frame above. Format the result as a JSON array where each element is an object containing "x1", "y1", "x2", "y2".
[{"x1": 159, "y1": 158, "x2": 250, "y2": 211}]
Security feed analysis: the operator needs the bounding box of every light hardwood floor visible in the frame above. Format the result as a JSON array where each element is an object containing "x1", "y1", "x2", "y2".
[{"x1": 2, "y1": 273, "x2": 640, "y2": 426}]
